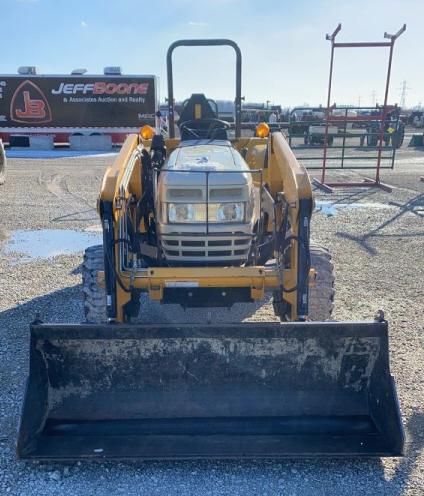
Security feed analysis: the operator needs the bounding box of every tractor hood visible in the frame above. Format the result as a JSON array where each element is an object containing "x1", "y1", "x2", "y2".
[{"x1": 161, "y1": 141, "x2": 253, "y2": 187}]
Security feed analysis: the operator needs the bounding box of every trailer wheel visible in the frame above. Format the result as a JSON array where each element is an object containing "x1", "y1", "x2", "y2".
[
  {"x1": 0, "y1": 139, "x2": 5, "y2": 185},
  {"x1": 272, "y1": 242, "x2": 335, "y2": 321},
  {"x1": 82, "y1": 245, "x2": 107, "y2": 323}
]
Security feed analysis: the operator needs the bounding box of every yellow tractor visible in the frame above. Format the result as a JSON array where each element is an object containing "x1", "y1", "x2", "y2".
[{"x1": 17, "y1": 40, "x2": 404, "y2": 460}]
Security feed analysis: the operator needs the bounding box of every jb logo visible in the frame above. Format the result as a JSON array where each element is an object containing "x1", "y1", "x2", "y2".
[
  {"x1": 16, "y1": 91, "x2": 46, "y2": 119},
  {"x1": 10, "y1": 80, "x2": 52, "y2": 124}
]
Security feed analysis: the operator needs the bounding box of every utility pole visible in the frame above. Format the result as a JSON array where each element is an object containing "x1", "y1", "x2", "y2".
[
  {"x1": 398, "y1": 80, "x2": 411, "y2": 108},
  {"x1": 358, "y1": 95, "x2": 362, "y2": 107},
  {"x1": 370, "y1": 90, "x2": 377, "y2": 106}
]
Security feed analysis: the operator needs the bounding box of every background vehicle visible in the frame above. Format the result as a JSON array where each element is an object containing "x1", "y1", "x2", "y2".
[
  {"x1": 304, "y1": 125, "x2": 338, "y2": 145},
  {"x1": 409, "y1": 110, "x2": 424, "y2": 128},
  {"x1": 0, "y1": 69, "x2": 157, "y2": 145}
]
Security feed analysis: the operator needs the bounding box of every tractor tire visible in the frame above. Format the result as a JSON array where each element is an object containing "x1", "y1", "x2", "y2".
[
  {"x1": 367, "y1": 134, "x2": 378, "y2": 147},
  {"x1": 82, "y1": 245, "x2": 107, "y2": 323},
  {"x1": 272, "y1": 242, "x2": 335, "y2": 322},
  {"x1": 308, "y1": 243, "x2": 335, "y2": 320},
  {"x1": 272, "y1": 293, "x2": 291, "y2": 322},
  {"x1": 0, "y1": 140, "x2": 5, "y2": 185},
  {"x1": 392, "y1": 129, "x2": 405, "y2": 149}
]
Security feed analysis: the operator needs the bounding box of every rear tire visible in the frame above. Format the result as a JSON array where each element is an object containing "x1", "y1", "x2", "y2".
[
  {"x1": 0, "y1": 139, "x2": 5, "y2": 185},
  {"x1": 272, "y1": 242, "x2": 335, "y2": 321},
  {"x1": 82, "y1": 245, "x2": 107, "y2": 323}
]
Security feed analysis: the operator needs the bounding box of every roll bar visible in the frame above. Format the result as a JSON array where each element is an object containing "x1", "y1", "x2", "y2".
[{"x1": 166, "y1": 39, "x2": 242, "y2": 138}]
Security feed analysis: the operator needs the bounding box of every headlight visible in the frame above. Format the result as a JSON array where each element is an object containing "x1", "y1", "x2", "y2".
[
  {"x1": 165, "y1": 202, "x2": 245, "y2": 223},
  {"x1": 167, "y1": 203, "x2": 205, "y2": 223},
  {"x1": 216, "y1": 202, "x2": 244, "y2": 222}
]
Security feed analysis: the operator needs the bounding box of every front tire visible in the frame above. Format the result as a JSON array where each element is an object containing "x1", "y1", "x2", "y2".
[
  {"x1": 82, "y1": 245, "x2": 106, "y2": 323},
  {"x1": 272, "y1": 242, "x2": 335, "y2": 321},
  {"x1": 307, "y1": 243, "x2": 335, "y2": 321}
]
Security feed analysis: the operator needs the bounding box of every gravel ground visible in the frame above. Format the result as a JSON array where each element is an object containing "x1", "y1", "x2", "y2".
[{"x1": 0, "y1": 148, "x2": 423, "y2": 495}]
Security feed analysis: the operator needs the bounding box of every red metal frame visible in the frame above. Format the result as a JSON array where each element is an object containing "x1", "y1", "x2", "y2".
[{"x1": 313, "y1": 23, "x2": 406, "y2": 193}]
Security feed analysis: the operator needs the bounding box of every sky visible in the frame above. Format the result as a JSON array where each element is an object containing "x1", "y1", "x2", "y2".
[{"x1": 0, "y1": 0, "x2": 422, "y2": 108}]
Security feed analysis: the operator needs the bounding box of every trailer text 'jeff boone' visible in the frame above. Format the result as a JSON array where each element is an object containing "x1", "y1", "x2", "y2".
[{"x1": 51, "y1": 82, "x2": 150, "y2": 95}]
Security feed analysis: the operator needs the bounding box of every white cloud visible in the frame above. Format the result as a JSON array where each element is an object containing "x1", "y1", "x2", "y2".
[
  {"x1": 80, "y1": 21, "x2": 87, "y2": 28},
  {"x1": 188, "y1": 21, "x2": 207, "y2": 26}
]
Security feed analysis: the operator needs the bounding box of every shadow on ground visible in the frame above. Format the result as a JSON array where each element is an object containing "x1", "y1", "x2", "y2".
[{"x1": 334, "y1": 192, "x2": 424, "y2": 255}]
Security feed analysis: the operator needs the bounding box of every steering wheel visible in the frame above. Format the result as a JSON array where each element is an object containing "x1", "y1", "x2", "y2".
[{"x1": 179, "y1": 118, "x2": 230, "y2": 140}]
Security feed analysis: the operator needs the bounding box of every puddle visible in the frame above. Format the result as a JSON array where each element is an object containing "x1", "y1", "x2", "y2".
[
  {"x1": 3, "y1": 229, "x2": 102, "y2": 262},
  {"x1": 6, "y1": 150, "x2": 118, "y2": 159},
  {"x1": 315, "y1": 201, "x2": 394, "y2": 217}
]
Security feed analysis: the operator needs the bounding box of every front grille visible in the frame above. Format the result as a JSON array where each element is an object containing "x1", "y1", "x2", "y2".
[
  {"x1": 181, "y1": 240, "x2": 204, "y2": 247},
  {"x1": 161, "y1": 234, "x2": 252, "y2": 263},
  {"x1": 209, "y1": 188, "x2": 243, "y2": 200},
  {"x1": 209, "y1": 240, "x2": 231, "y2": 247}
]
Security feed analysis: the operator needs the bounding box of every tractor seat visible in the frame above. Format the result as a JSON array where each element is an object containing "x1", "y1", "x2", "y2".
[
  {"x1": 178, "y1": 93, "x2": 229, "y2": 141},
  {"x1": 180, "y1": 120, "x2": 229, "y2": 141}
]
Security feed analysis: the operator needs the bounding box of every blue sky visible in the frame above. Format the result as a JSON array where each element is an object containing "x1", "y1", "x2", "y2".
[{"x1": 0, "y1": 0, "x2": 421, "y2": 107}]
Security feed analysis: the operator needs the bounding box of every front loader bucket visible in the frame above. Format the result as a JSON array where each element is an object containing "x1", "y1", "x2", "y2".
[{"x1": 17, "y1": 321, "x2": 404, "y2": 460}]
